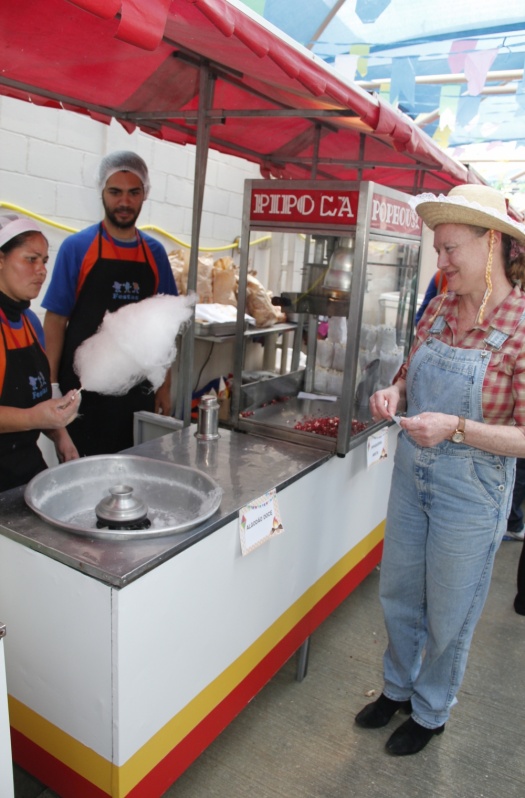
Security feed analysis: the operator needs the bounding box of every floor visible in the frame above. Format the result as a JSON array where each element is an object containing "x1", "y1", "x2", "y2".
[{"x1": 13, "y1": 538, "x2": 525, "y2": 798}]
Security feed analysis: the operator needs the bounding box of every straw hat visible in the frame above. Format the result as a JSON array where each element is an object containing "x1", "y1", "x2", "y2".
[{"x1": 412, "y1": 184, "x2": 525, "y2": 245}]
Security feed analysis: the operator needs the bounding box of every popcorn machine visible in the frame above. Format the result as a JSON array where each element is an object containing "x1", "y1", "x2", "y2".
[{"x1": 232, "y1": 180, "x2": 423, "y2": 456}]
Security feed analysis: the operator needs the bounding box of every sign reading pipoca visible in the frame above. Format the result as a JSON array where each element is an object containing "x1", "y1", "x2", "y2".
[{"x1": 249, "y1": 185, "x2": 421, "y2": 236}]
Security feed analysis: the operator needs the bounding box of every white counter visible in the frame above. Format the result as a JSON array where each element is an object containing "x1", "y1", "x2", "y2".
[{"x1": 0, "y1": 425, "x2": 397, "y2": 797}]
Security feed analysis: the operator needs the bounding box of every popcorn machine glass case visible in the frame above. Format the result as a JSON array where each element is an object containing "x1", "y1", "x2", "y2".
[{"x1": 232, "y1": 180, "x2": 422, "y2": 456}]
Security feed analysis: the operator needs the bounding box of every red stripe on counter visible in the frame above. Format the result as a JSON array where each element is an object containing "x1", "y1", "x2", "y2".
[
  {"x1": 125, "y1": 540, "x2": 382, "y2": 798},
  {"x1": 11, "y1": 728, "x2": 109, "y2": 798}
]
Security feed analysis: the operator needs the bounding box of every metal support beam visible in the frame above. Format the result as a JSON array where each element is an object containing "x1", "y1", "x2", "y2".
[
  {"x1": 176, "y1": 63, "x2": 215, "y2": 424},
  {"x1": 357, "y1": 68, "x2": 524, "y2": 90},
  {"x1": 128, "y1": 108, "x2": 359, "y2": 122}
]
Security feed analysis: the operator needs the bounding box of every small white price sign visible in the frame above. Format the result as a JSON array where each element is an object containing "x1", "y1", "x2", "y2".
[
  {"x1": 239, "y1": 489, "x2": 283, "y2": 555},
  {"x1": 367, "y1": 428, "x2": 388, "y2": 468}
]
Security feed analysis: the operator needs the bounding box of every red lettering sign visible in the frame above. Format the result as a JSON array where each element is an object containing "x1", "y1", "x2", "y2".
[
  {"x1": 370, "y1": 192, "x2": 421, "y2": 235},
  {"x1": 250, "y1": 188, "x2": 359, "y2": 226}
]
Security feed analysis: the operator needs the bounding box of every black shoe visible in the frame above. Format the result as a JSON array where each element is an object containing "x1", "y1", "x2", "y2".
[
  {"x1": 514, "y1": 594, "x2": 525, "y2": 615},
  {"x1": 385, "y1": 717, "x2": 445, "y2": 755},
  {"x1": 355, "y1": 693, "x2": 412, "y2": 729}
]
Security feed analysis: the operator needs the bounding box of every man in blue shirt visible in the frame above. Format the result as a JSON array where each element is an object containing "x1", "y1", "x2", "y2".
[{"x1": 42, "y1": 151, "x2": 178, "y2": 455}]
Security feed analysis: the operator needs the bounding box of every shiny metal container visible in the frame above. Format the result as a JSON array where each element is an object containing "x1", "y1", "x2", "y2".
[
  {"x1": 323, "y1": 237, "x2": 354, "y2": 294},
  {"x1": 196, "y1": 394, "x2": 220, "y2": 440}
]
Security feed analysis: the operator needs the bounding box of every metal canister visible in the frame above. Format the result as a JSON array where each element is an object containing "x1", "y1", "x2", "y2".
[{"x1": 195, "y1": 394, "x2": 220, "y2": 440}]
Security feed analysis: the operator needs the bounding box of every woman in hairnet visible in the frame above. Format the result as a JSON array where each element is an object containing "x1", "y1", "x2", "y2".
[
  {"x1": 355, "y1": 184, "x2": 525, "y2": 755},
  {"x1": 0, "y1": 214, "x2": 80, "y2": 490}
]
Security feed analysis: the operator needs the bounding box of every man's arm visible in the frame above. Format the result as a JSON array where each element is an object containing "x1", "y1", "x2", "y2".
[
  {"x1": 43, "y1": 311, "x2": 69, "y2": 383},
  {"x1": 154, "y1": 368, "x2": 172, "y2": 415}
]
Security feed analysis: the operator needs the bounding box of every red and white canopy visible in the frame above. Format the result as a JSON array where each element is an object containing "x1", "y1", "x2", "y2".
[{"x1": 0, "y1": 0, "x2": 475, "y2": 193}]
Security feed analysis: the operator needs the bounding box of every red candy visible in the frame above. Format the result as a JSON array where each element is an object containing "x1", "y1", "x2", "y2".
[{"x1": 293, "y1": 416, "x2": 368, "y2": 438}]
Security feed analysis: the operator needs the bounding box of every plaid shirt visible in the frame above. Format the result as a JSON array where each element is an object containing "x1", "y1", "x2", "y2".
[{"x1": 396, "y1": 285, "x2": 525, "y2": 426}]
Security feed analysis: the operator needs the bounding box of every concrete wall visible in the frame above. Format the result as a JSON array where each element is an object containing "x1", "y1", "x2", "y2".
[{"x1": 0, "y1": 95, "x2": 262, "y2": 317}]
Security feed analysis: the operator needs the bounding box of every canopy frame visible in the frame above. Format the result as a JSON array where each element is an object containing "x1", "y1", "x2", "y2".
[{"x1": 0, "y1": 0, "x2": 485, "y2": 425}]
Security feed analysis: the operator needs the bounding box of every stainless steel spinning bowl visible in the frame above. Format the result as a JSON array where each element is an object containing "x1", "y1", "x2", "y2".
[{"x1": 24, "y1": 454, "x2": 223, "y2": 540}]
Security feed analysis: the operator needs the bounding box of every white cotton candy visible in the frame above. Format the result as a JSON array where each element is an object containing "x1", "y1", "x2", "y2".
[{"x1": 73, "y1": 293, "x2": 197, "y2": 395}]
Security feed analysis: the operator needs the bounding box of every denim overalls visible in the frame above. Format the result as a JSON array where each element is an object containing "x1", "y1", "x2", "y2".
[{"x1": 379, "y1": 316, "x2": 516, "y2": 729}]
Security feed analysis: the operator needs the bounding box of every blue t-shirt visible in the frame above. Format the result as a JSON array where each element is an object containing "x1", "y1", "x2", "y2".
[{"x1": 42, "y1": 223, "x2": 178, "y2": 316}]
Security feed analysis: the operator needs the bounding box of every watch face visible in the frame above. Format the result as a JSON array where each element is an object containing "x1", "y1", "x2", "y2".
[{"x1": 452, "y1": 431, "x2": 465, "y2": 443}]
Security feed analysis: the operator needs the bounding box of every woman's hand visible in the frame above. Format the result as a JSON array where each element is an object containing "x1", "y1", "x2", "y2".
[
  {"x1": 370, "y1": 384, "x2": 404, "y2": 421},
  {"x1": 400, "y1": 412, "x2": 457, "y2": 447},
  {"x1": 34, "y1": 390, "x2": 81, "y2": 430},
  {"x1": 0, "y1": 391, "x2": 81, "y2": 434}
]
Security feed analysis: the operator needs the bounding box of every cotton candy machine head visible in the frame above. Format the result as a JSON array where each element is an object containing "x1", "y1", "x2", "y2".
[
  {"x1": 95, "y1": 484, "x2": 151, "y2": 530},
  {"x1": 25, "y1": 455, "x2": 223, "y2": 540}
]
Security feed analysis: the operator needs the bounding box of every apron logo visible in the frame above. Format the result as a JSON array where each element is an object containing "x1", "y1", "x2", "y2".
[
  {"x1": 29, "y1": 371, "x2": 48, "y2": 400},
  {"x1": 112, "y1": 280, "x2": 141, "y2": 302}
]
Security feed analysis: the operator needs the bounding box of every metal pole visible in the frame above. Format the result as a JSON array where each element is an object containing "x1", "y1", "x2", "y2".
[
  {"x1": 176, "y1": 63, "x2": 215, "y2": 423},
  {"x1": 296, "y1": 637, "x2": 311, "y2": 681}
]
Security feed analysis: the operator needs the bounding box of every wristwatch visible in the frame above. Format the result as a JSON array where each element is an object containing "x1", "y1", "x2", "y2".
[{"x1": 451, "y1": 416, "x2": 466, "y2": 443}]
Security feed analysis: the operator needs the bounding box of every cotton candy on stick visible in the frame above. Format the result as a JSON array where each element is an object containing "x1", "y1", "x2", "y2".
[{"x1": 73, "y1": 294, "x2": 196, "y2": 395}]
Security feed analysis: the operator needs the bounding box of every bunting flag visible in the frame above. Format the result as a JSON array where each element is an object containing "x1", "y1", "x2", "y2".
[
  {"x1": 389, "y1": 57, "x2": 416, "y2": 107},
  {"x1": 516, "y1": 56, "x2": 525, "y2": 111},
  {"x1": 456, "y1": 95, "x2": 481, "y2": 128},
  {"x1": 464, "y1": 48, "x2": 498, "y2": 95},
  {"x1": 334, "y1": 54, "x2": 360, "y2": 81},
  {"x1": 433, "y1": 124, "x2": 453, "y2": 149},
  {"x1": 240, "y1": 0, "x2": 266, "y2": 13},
  {"x1": 438, "y1": 84, "x2": 461, "y2": 130},
  {"x1": 335, "y1": 44, "x2": 370, "y2": 81},
  {"x1": 449, "y1": 39, "x2": 477, "y2": 73},
  {"x1": 355, "y1": 0, "x2": 392, "y2": 24},
  {"x1": 352, "y1": 44, "x2": 371, "y2": 78},
  {"x1": 448, "y1": 38, "x2": 498, "y2": 96},
  {"x1": 433, "y1": 84, "x2": 461, "y2": 147},
  {"x1": 378, "y1": 82, "x2": 391, "y2": 104}
]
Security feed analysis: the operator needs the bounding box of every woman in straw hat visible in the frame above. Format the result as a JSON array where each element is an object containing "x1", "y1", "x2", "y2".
[
  {"x1": 0, "y1": 213, "x2": 81, "y2": 491},
  {"x1": 355, "y1": 183, "x2": 525, "y2": 755}
]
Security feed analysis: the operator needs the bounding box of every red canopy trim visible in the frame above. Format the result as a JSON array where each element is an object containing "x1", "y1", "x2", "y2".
[
  {"x1": 68, "y1": 0, "x2": 171, "y2": 50},
  {"x1": 0, "y1": 0, "x2": 478, "y2": 192}
]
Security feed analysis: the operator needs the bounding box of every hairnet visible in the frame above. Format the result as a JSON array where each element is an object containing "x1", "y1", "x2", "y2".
[
  {"x1": 0, "y1": 213, "x2": 44, "y2": 249},
  {"x1": 96, "y1": 151, "x2": 150, "y2": 198}
]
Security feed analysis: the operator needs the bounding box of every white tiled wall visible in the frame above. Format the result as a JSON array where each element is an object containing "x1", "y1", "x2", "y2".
[
  {"x1": 0, "y1": 95, "x2": 265, "y2": 464},
  {"x1": 0, "y1": 95, "x2": 261, "y2": 315}
]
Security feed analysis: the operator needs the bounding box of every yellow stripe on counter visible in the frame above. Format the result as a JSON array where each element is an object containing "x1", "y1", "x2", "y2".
[
  {"x1": 8, "y1": 695, "x2": 113, "y2": 793},
  {"x1": 8, "y1": 521, "x2": 384, "y2": 798},
  {"x1": 116, "y1": 522, "x2": 384, "y2": 796}
]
